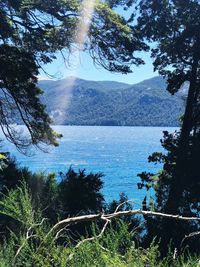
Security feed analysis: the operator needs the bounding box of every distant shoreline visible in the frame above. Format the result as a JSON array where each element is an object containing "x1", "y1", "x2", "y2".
[
  {"x1": 14, "y1": 124, "x2": 180, "y2": 128},
  {"x1": 51, "y1": 124, "x2": 180, "y2": 128},
  {"x1": 40, "y1": 76, "x2": 184, "y2": 129}
]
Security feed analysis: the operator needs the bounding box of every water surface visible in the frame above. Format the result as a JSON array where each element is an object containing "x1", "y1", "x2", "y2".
[{"x1": 1, "y1": 126, "x2": 177, "y2": 203}]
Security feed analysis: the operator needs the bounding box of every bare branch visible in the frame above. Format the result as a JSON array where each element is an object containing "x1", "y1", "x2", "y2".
[
  {"x1": 12, "y1": 218, "x2": 47, "y2": 266},
  {"x1": 105, "y1": 209, "x2": 200, "y2": 221},
  {"x1": 180, "y1": 231, "x2": 200, "y2": 249},
  {"x1": 13, "y1": 232, "x2": 36, "y2": 266},
  {"x1": 46, "y1": 209, "x2": 200, "y2": 239},
  {"x1": 12, "y1": 210, "x2": 200, "y2": 264},
  {"x1": 64, "y1": 209, "x2": 200, "y2": 261},
  {"x1": 114, "y1": 198, "x2": 141, "y2": 213},
  {"x1": 69, "y1": 216, "x2": 110, "y2": 260},
  {"x1": 54, "y1": 227, "x2": 68, "y2": 241},
  {"x1": 173, "y1": 247, "x2": 178, "y2": 260},
  {"x1": 47, "y1": 213, "x2": 102, "y2": 237}
]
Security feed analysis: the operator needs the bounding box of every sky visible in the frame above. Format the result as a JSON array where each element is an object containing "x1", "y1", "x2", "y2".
[
  {"x1": 39, "y1": 3, "x2": 158, "y2": 85},
  {"x1": 40, "y1": 51, "x2": 157, "y2": 85}
]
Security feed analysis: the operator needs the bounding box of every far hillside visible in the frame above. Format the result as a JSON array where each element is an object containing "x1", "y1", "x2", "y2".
[{"x1": 39, "y1": 76, "x2": 186, "y2": 126}]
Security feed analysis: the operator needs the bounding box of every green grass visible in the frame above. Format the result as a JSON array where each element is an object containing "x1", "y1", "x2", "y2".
[{"x1": 0, "y1": 182, "x2": 199, "y2": 266}]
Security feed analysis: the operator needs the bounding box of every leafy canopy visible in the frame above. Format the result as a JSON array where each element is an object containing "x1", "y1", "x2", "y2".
[
  {"x1": 0, "y1": 0, "x2": 145, "y2": 152},
  {"x1": 114, "y1": 0, "x2": 200, "y2": 251}
]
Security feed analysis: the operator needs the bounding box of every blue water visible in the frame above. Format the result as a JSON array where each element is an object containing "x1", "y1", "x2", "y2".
[{"x1": 1, "y1": 126, "x2": 177, "y2": 204}]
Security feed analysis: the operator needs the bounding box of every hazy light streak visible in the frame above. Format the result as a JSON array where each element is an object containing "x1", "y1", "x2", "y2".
[
  {"x1": 68, "y1": 0, "x2": 96, "y2": 75},
  {"x1": 53, "y1": 0, "x2": 96, "y2": 124}
]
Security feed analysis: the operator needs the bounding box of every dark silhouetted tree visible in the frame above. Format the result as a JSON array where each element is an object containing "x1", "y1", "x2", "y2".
[
  {"x1": 108, "y1": 0, "x2": 200, "y2": 251},
  {"x1": 58, "y1": 168, "x2": 105, "y2": 216},
  {"x1": 0, "y1": 0, "x2": 145, "y2": 152}
]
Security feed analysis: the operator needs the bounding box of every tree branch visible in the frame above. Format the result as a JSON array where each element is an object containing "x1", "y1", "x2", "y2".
[
  {"x1": 46, "y1": 209, "x2": 200, "y2": 239},
  {"x1": 68, "y1": 216, "x2": 110, "y2": 260}
]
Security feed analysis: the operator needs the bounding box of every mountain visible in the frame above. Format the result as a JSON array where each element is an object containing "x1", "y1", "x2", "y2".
[{"x1": 39, "y1": 76, "x2": 186, "y2": 126}]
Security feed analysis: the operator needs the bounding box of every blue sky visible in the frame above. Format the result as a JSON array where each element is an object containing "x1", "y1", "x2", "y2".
[
  {"x1": 39, "y1": 5, "x2": 158, "y2": 85},
  {"x1": 40, "y1": 50, "x2": 158, "y2": 84}
]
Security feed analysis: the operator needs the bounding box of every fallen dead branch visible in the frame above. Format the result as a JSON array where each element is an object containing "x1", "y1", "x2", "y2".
[
  {"x1": 13, "y1": 207, "x2": 200, "y2": 263},
  {"x1": 64, "y1": 208, "x2": 200, "y2": 261},
  {"x1": 47, "y1": 209, "x2": 200, "y2": 238}
]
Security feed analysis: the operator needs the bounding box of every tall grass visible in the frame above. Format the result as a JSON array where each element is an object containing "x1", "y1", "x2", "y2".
[{"x1": 0, "y1": 182, "x2": 198, "y2": 266}]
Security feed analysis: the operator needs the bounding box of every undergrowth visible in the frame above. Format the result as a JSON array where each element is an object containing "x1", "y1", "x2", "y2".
[{"x1": 0, "y1": 182, "x2": 199, "y2": 266}]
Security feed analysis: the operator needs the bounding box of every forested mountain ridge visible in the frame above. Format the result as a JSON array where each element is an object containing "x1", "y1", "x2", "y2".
[{"x1": 39, "y1": 76, "x2": 186, "y2": 126}]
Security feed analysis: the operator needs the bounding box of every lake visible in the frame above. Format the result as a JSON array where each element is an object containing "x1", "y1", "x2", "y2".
[{"x1": 1, "y1": 126, "x2": 177, "y2": 204}]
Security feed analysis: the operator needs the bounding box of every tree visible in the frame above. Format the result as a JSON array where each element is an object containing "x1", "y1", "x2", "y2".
[
  {"x1": 113, "y1": 0, "x2": 200, "y2": 210},
  {"x1": 0, "y1": 0, "x2": 146, "y2": 152},
  {"x1": 138, "y1": 131, "x2": 200, "y2": 252},
  {"x1": 58, "y1": 168, "x2": 105, "y2": 216},
  {"x1": 108, "y1": 0, "x2": 200, "y2": 250}
]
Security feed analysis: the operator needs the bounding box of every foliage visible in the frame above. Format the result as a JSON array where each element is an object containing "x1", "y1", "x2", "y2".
[
  {"x1": 1, "y1": 0, "x2": 200, "y2": 262},
  {"x1": 109, "y1": 0, "x2": 200, "y2": 208},
  {"x1": 58, "y1": 168, "x2": 105, "y2": 216},
  {"x1": 0, "y1": 182, "x2": 199, "y2": 266},
  {"x1": 0, "y1": 43, "x2": 61, "y2": 153},
  {"x1": 0, "y1": 181, "x2": 34, "y2": 227},
  {"x1": 138, "y1": 130, "x2": 200, "y2": 253},
  {"x1": 0, "y1": 156, "x2": 106, "y2": 238},
  {"x1": 106, "y1": 0, "x2": 200, "y2": 253},
  {"x1": 0, "y1": 0, "x2": 144, "y2": 152}
]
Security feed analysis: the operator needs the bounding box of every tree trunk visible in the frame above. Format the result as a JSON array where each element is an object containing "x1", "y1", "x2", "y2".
[
  {"x1": 165, "y1": 53, "x2": 199, "y2": 214},
  {"x1": 160, "y1": 48, "x2": 200, "y2": 251},
  {"x1": 165, "y1": 68, "x2": 198, "y2": 215}
]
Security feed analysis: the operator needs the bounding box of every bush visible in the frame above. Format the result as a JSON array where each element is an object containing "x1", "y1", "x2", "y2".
[
  {"x1": 0, "y1": 182, "x2": 199, "y2": 266},
  {"x1": 58, "y1": 168, "x2": 105, "y2": 216}
]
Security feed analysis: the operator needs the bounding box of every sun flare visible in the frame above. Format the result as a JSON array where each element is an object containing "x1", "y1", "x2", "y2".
[{"x1": 57, "y1": 0, "x2": 96, "y2": 123}]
